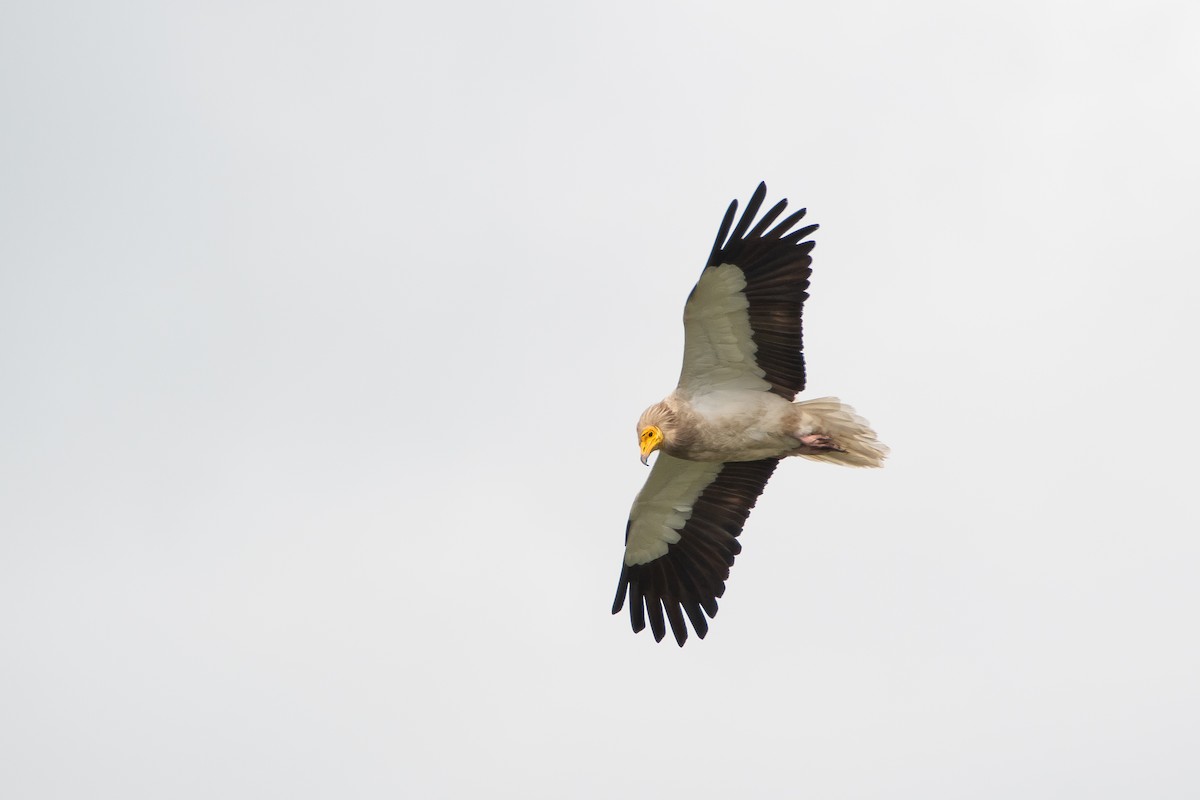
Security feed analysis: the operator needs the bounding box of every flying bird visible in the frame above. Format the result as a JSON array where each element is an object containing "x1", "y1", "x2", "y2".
[{"x1": 612, "y1": 182, "x2": 888, "y2": 646}]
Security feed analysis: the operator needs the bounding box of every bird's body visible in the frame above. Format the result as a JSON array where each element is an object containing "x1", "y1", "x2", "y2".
[
  {"x1": 613, "y1": 182, "x2": 887, "y2": 646},
  {"x1": 640, "y1": 389, "x2": 886, "y2": 465},
  {"x1": 641, "y1": 390, "x2": 820, "y2": 462}
]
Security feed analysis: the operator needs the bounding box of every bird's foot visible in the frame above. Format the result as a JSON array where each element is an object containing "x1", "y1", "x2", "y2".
[{"x1": 799, "y1": 433, "x2": 844, "y2": 452}]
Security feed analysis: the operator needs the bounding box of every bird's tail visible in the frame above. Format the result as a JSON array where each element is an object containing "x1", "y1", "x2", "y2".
[{"x1": 793, "y1": 397, "x2": 889, "y2": 468}]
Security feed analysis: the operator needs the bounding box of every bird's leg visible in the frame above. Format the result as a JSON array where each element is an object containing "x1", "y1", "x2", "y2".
[{"x1": 798, "y1": 433, "x2": 844, "y2": 452}]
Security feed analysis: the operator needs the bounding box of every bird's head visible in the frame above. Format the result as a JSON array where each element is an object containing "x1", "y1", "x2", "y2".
[{"x1": 636, "y1": 401, "x2": 675, "y2": 466}]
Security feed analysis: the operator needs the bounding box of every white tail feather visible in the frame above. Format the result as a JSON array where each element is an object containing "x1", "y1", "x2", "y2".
[{"x1": 793, "y1": 397, "x2": 889, "y2": 468}]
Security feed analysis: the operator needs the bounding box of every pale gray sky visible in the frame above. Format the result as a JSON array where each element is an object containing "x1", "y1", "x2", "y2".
[{"x1": 3, "y1": 1, "x2": 1199, "y2": 797}]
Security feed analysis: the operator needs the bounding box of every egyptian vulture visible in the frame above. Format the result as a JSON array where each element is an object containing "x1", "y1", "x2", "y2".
[{"x1": 612, "y1": 182, "x2": 888, "y2": 646}]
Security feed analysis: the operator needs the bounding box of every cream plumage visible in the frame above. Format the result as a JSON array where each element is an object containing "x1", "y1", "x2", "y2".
[{"x1": 613, "y1": 182, "x2": 888, "y2": 646}]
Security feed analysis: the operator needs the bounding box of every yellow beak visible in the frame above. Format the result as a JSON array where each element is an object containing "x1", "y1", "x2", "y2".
[{"x1": 639, "y1": 426, "x2": 664, "y2": 466}]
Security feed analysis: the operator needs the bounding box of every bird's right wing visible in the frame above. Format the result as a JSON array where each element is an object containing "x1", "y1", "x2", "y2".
[
  {"x1": 677, "y1": 182, "x2": 818, "y2": 400},
  {"x1": 612, "y1": 453, "x2": 779, "y2": 646}
]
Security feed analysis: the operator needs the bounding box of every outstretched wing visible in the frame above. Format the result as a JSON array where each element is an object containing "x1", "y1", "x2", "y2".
[
  {"x1": 612, "y1": 454, "x2": 779, "y2": 646},
  {"x1": 677, "y1": 182, "x2": 817, "y2": 400}
]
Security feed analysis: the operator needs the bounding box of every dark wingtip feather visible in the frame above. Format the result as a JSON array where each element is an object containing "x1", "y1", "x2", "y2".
[
  {"x1": 707, "y1": 199, "x2": 738, "y2": 265},
  {"x1": 683, "y1": 601, "x2": 709, "y2": 639},
  {"x1": 647, "y1": 596, "x2": 667, "y2": 642},
  {"x1": 611, "y1": 564, "x2": 629, "y2": 614},
  {"x1": 778, "y1": 223, "x2": 820, "y2": 246},
  {"x1": 665, "y1": 603, "x2": 689, "y2": 647},
  {"x1": 767, "y1": 207, "x2": 809, "y2": 239},
  {"x1": 728, "y1": 182, "x2": 768, "y2": 243},
  {"x1": 629, "y1": 579, "x2": 646, "y2": 632},
  {"x1": 747, "y1": 198, "x2": 789, "y2": 239}
]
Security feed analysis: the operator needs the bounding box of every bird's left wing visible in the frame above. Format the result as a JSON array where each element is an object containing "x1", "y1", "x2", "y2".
[
  {"x1": 677, "y1": 182, "x2": 818, "y2": 400},
  {"x1": 612, "y1": 453, "x2": 779, "y2": 646}
]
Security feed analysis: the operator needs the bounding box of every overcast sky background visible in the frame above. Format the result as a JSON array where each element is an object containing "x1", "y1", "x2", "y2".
[{"x1": 3, "y1": 1, "x2": 1200, "y2": 797}]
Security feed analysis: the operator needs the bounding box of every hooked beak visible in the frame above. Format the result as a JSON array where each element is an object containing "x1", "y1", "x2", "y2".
[{"x1": 638, "y1": 425, "x2": 663, "y2": 467}]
